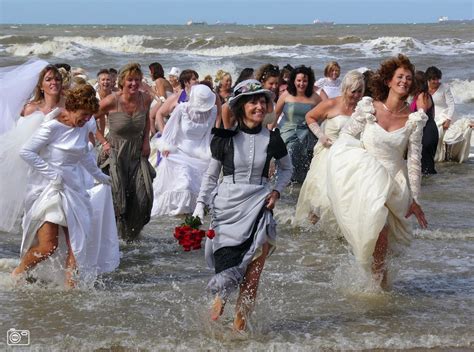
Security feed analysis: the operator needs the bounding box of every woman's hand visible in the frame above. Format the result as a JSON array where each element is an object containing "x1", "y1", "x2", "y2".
[
  {"x1": 405, "y1": 201, "x2": 428, "y2": 228},
  {"x1": 162, "y1": 150, "x2": 170, "y2": 157},
  {"x1": 142, "y1": 140, "x2": 150, "y2": 157},
  {"x1": 442, "y1": 119, "x2": 451, "y2": 130},
  {"x1": 265, "y1": 190, "x2": 280, "y2": 210},
  {"x1": 102, "y1": 141, "x2": 111, "y2": 155}
]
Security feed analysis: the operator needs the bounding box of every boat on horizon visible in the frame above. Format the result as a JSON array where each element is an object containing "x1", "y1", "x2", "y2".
[
  {"x1": 438, "y1": 16, "x2": 474, "y2": 24},
  {"x1": 186, "y1": 20, "x2": 207, "y2": 26},
  {"x1": 312, "y1": 19, "x2": 335, "y2": 25}
]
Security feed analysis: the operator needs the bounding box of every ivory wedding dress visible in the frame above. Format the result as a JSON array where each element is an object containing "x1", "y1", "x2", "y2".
[
  {"x1": 326, "y1": 97, "x2": 427, "y2": 271},
  {"x1": 294, "y1": 114, "x2": 350, "y2": 227}
]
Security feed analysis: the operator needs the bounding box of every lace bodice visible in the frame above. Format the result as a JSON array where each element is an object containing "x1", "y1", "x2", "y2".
[
  {"x1": 341, "y1": 97, "x2": 428, "y2": 203},
  {"x1": 324, "y1": 115, "x2": 350, "y2": 140}
]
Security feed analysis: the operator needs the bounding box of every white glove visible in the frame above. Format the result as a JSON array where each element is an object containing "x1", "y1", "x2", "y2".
[
  {"x1": 192, "y1": 202, "x2": 206, "y2": 220},
  {"x1": 51, "y1": 174, "x2": 63, "y2": 190},
  {"x1": 308, "y1": 122, "x2": 332, "y2": 148},
  {"x1": 95, "y1": 173, "x2": 112, "y2": 185}
]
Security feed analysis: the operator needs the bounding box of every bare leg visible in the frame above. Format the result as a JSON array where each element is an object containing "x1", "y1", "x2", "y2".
[
  {"x1": 63, "y1": 227, "x2": 77, "y2": 289},
  {"x1": 12, "y1": 222, "x2": 59, "y2": 277},
  {"x1": 372, "y1": 226, "x2": 389, "y2": 289},
  {"x1": 233, "y1": 242, "x2": 270, "y2": 331},
  {"x1": 210, "y1": 294, "x2": 226, "y2": 321}
]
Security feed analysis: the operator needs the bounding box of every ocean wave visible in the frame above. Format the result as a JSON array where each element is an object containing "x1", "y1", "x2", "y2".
[
  {"x1": 340, "y1": 36, "x2": 474, "y2": 57},
  {"x1": 5, "y1": 35, "x2": 168, "y2": 58},
  {"x1": 450, "y1": 79, "x2": 474, "y2": 103},
  {"x1": 3, "y1": 33, "x2": 474, "y2": 60},
  {"x1": 186, "y1": 44, "x2": 287, "y2": 57}
]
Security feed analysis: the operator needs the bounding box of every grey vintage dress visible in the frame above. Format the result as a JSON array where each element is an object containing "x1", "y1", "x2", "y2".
[
  {"x1": 197, "y1": 125, "x2": 293, "y2": 299},
  {"x1": 101, "y1": 94, "x2": 155, "y2": 240}
]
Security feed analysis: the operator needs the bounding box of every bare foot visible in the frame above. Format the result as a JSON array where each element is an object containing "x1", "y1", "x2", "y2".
[
  {"x1": 64, "y1": 270, "x2": 77, "y2": 289},
  {"x1": 233, "y1": 310, "x2": 247, "y2": 331},
  {"x1": 11, "y1": 268, "x2": 26, "y2": 286},
  {"x1": 210, "y1": 295, "x2": 225, "y2": 321},
  {"x1": 308, "y1": 212, "x2": 319, "y2": 225}
]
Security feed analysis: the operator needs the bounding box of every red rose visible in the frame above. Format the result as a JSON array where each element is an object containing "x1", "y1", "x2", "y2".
[
  {"x1": 192, "y1": 243, "x2": 202, "y2": 250},
  {"x1": 174, "y1": 226, "x2": 187, "y2": 240},
  {"x1": 206, "y1": 229, "x2": 216, "y2": 239}
]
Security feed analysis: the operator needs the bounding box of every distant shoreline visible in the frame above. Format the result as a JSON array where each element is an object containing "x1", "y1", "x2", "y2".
[{"x1": 1, "y1": 22, "x2": 473, "y2": 26}]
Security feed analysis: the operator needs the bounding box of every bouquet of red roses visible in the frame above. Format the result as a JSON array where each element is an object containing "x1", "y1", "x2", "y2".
[{"x1": 173, "y1": 215, "x2": 216, "y2": 251}]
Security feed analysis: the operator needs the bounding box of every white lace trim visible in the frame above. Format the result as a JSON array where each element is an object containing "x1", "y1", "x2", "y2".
[{"x1": 406, "y1": 109, "x2": 428, "y2": 204}]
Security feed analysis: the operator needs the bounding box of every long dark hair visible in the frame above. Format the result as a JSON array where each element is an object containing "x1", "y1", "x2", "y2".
[{"x1": 287, "y1": 65, "x2": 315, "y2": 97}]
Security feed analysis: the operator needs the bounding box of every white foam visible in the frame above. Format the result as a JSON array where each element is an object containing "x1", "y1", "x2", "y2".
[
  {"x1": 449, "y1": 79, "x2": 474, "y2": 103},
  {"x1": 341, "y1": 36, "x2": 474, "y2": 57},
  {"x1": 187, "y1": 44, "x2": 286, "y2": 57},
  {"x1": 5, "y1": 35, "x2": 169, "y2": 58}
]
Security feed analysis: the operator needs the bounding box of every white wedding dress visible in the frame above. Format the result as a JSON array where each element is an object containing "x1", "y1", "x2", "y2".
[
  {"x1": 327, "y1": 97, "x2": 427, "y2": 271},
  {"x1": 151, "y1": 103, "x2": 216, "y2": 216},
  {"x1": 294, "y1": 114, "x2": 350, "y2": 227},
  {"x1": 19, "y1": 116, "x2": 119, "y2": 282},
  {"x1": 431, "y1": 84, "x2": 473, "y2": 163}
]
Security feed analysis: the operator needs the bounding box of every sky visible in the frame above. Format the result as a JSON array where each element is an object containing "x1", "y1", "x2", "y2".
[{"x1": 0, "y1": 0, "x2": 473, "y2": 25}]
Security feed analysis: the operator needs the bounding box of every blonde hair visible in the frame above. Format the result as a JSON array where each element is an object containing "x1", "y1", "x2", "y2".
[
  {"x1": 214, "y1": 69, "x2": 231, "y2": 85},
  {"x1": 58, "y1": 67, "x2": 71, "y2": 89},
  {"x1": 341, "y1": 70, "x2": 365, "y2": 96},
  {"x1": 117, "y1": 63, "x2": 143, "y2": 89},
  {"x1": 324, "y1": 61, "x2": 341, "y2": 77}
]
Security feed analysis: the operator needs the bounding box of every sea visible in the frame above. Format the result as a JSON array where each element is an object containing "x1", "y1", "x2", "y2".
[{"x1": 0, "y1": 23, "x2": 473, "y2": 351}]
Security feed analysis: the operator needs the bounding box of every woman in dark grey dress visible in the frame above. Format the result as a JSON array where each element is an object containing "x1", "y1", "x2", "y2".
[
  {"x1": 97, "y1": 63, "x2": 155, "y2": 241},
  {"x1": 193, "y1": 79, "x2": 293, "y2": 331}
]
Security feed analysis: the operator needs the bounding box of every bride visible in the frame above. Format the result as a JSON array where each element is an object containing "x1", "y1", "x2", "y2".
[
  {"x1": 151, "y1": 84, "x2": 217, "y2": 216},
  {"x1": 10, "y1": 84, "x2": 114, "y2": 287},
  {"x1": 326, "y1": 55, "x2": 428, "y2": 288},
  {"x1": 294, "y1": 70, "x2": 364, "y2": 227}
]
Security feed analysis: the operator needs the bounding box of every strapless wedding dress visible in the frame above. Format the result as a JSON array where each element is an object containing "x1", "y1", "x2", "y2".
[{"x1": 294, "y1": 114, "x2": 350, "y2": 228}]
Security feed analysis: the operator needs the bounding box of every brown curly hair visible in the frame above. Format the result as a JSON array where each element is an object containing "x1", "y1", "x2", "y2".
[
  {"x1": 117, "y1": 62, "x2": 143, "y2": 89},
  {"x1": 370, "y1": 54, "x2": 416, "y2": 101},
  {"x1": 64, "y1": 84, "x2": 99, "y2": 113}
]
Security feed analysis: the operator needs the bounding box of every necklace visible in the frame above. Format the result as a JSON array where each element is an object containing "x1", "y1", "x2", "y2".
[{"x1": 382, "y1": 102, "x2": 408, "y2": 114}]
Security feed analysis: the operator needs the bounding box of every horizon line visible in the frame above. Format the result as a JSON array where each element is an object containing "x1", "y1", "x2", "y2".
[{"x1": 2, "y1": 21, "x2": 472, "y2": 26}]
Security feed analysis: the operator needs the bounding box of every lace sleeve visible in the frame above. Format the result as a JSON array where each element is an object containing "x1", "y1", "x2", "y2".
[
  {"x1": 444, "y1": 85, "x2": 455, "y2": 120},
  {"x1": 341, "y1": 96, "x2": 374, "y2": 137},
  {"x1": 406, "y1": 110, "x2": 428, "y2": 204}
]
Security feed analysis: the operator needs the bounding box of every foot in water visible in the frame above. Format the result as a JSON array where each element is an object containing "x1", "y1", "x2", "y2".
[
  {"x1": 233, "y1": 310, "x2": 247, "y2": 331},
  {"x1": 210, "y1": 295, "x2": 225, "y2": 321},
  {"x1": 10, "y1": 268, "x2": 27, "y2": 286}
]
